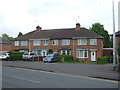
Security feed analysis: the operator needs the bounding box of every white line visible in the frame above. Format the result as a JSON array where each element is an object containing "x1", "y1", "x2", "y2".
[{"x1": 5, "y1": 74, "x2": 41, "y2": 84}]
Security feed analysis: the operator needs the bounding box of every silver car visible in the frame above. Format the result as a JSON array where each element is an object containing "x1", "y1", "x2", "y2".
[
  {"x1": 22, "y1": 52, "x2": 37, "y2": 61},
  {"x1": 43, "y1": 54, "x2": 58, "y2": 63}
]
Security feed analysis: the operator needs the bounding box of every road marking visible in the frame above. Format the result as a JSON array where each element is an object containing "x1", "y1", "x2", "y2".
[
  {"x1": 5, "y1": 74, "x2": 41, "y2": 84},
  {"x1": 3, "y1": 66, "x2": 118, "y2": 83}
]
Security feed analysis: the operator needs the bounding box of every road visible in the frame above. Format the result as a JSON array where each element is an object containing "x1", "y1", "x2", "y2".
[{"x1": 2, "y1": 67, "x2": 118, "y2": 88}]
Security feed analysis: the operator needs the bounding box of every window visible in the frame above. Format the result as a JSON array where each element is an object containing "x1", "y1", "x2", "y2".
[
  {"x1": 52, "y1": 40, "x2": 58, "y2": 45},
  {"x1": 33, "y1": 50, "x2": 42, "y2": 56},
  {"x1": 62, "y1": 39, "x2": 70, "y2": 45},
  {"x1": 77, "y1": 49, "x2": 88, "y2": 58},
  {"x1": 61, "y1": 50, "x2": 70, "y2": 55},
  {"x1": 77, "y1": 39, "x2": 87, "y2": 45},
  {"x1": 21, "y1": 41, "x2": 28, "y2": 46},
  {"x1": 90, "y1": 39, "x2": 97, "y2": 45},
  {"x1": 43, "y1": 40, "x2": 49, "y2": 46},
  {"x1": 15, "y1": 41, "x2": 19, "y2": 46},
  {"x1": 33, "y1": 40, "x2": 40, "y2": 46}
]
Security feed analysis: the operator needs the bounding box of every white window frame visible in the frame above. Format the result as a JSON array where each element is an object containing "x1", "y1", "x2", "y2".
[
  {"x1": 77, "y1": 49, "x2": 88, "y2": 58},
  {"x1": 43, "y1": 40, "x2": 49, "y2": 46},
  {"x1": 15, "y1": 41, "x2": 19, "y2": 46},
  {"x1": 61, "y1": 50, "x2": 71, "y2": 55},
  {"x1": 90, "y1": 39, "x2": 97, "y2": 45},
  {"x1": 62, "y1": 39, "x2": 70, "y2": 45},
  {"x1": 21, "y1": 41, "x2": 28, "y2": 46},
  {"x1": 52, "y1": 40, "x2": 58, "y2": 45},
  {"x1": 77, "y1": 39, "x2": 87, "y2": 45},
  {"x1": 33, "y1": 40, "x2": 40, "y2": 46}
]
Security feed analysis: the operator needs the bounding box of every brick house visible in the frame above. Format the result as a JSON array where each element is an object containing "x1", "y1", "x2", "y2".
[
  {"x1": 12, "y1": 23, "x2": 103, "y2": 62},
  {"x1": 116, "y1": 31, "x2": 120, "y2": 60},
  {"x1": 116, "y1": 31, "x2": 120, "y2": 49},
  {"x1": 0, "y1": 37, "x2": 12, "y2": 53}
]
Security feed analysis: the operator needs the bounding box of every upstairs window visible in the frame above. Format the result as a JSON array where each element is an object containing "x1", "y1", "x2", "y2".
[
  {"x1": 52, "y1": 40, "x2": 58, "y2": 45},
  {"x1": 43, "y1": 40, "x2": 49, "y2": 46},
  {"x1": 33, "y1": 40, "x2": 40, "y2": 46},
  {"x1": 15, "y1": 41, "x2": 19, "y2": 46},
  {"x1": 77, "y1": 39, "x2": 87, "y2": 45},
  {"x1": 21, "y1": 41, "x2": 28, "y2": 46},
  {"x1": 90, "y1": 39, "x2": 97, "y2": 45},
  {"x1": 62, "y1": 39, "x2": 70, "y2": 45}
]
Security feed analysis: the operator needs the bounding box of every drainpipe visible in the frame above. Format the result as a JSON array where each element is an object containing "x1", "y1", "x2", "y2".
[
  {"x1": 28, "y1": 39, "x2": 31, "y2": 52},
  {"x1": 72, "y1": 38, "x2": 75, "y2": 61}
]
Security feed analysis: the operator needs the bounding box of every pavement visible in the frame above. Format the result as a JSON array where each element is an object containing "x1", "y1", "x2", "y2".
[{"x1": 2, "y1": 61, "x2": 120, "y2": 81}]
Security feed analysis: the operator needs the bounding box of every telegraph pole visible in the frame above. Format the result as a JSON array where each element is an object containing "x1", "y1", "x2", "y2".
[{"x1": 112, "y1": 0, "x2": 116, "y2": 70}]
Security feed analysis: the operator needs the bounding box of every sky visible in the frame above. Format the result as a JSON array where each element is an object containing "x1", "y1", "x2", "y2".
[{"x1": 0, "y1": 0, "x2": 119, "y2": 38}]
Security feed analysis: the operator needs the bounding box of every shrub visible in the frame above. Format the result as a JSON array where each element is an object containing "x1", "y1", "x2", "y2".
[
  {"x1": 9, "y1": 52, "x2": 24, "y2": 61},
  {"x1": 97, "y1": 56, "x2": 110, "y2": 64},
  {"x1": 58, "y1": 54, "x2": 74, "y2": 62}
]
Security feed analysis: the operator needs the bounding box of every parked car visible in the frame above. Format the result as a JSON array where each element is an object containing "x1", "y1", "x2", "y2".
[
  {"x1": 22, "y1": 52, "x2": 37, "y2": 61},
  {"x1": 43, "y1": 53, "x2": 58, "y2": 63},
  {"x1": 0, "y1": 53, "x2": 10, "y2": 60}
]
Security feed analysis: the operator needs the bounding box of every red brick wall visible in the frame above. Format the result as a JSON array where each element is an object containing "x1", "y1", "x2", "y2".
[
  {"x1": 0, "y1": 43, "x2": 12, "y2": 52},
  {"x1": 12, "y1": 38, "x2": 103, "y2": 62}
]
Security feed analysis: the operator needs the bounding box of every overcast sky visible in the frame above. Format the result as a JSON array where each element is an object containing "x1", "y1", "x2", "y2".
[{"x1": 0, "y1": 0, "x2": 119, "y2": 37}]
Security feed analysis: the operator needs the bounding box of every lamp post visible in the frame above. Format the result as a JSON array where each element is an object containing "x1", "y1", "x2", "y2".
[{"x1": 112, "y1": 0, "x2": 116, "y2": 70}]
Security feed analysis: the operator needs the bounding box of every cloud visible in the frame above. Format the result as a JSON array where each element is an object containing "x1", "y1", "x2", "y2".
[{"x1": 0, "y1": 0, "x2": 119, "y2": 37}]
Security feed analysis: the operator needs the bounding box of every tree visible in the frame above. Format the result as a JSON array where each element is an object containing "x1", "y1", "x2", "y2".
[
  {"x1": 90, "y1": 23, "x2": 111, "y2": 48},
  {"x1": 2, "y1": 34, "x2": 13, "y2": 40},
  {"x1": 17, "y1": 32, "x2": 23, "y2": 37}
]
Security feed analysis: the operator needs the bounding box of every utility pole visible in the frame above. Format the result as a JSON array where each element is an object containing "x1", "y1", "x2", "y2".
[{"x1": 112, "y1": 0, "x2": 116, "y2": 70}]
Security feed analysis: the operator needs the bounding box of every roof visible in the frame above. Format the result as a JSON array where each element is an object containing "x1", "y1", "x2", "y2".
[
  {"x1": 0, "y1": 37, "x2": 11, "y2": 44},
  {"x1": 116, "y1": 31, "x2": 120, "y2": 36},
  {"x1": 13, "y1": 28, "x2": 103, "y2": 41}
]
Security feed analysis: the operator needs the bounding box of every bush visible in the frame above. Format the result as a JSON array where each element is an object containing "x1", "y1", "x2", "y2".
[
  {"x1": 97, "y1": 56, "x2": 110, "y2": 64},
  {"x1": 9, "y1": 52, "x2": 24, "y2": 61},
  {"x1": 58, "y1": 54, "x2": 74, "y2": 62}
]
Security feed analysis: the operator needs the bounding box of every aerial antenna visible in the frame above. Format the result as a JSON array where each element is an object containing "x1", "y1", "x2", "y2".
[
  {"x1": 76, "y1": 16, "x2": 80, "y2": 23},
  {"x1": 34, "y1": 19, "x2": 38, "y2": 26}
]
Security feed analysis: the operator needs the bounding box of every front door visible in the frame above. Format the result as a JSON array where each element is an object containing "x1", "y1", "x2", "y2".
[
  {"x1": 91, "y1": 51, "x2": 96, "y2": 61},
  {"x1": 41, "y1": 50, "x2": 47, "y2": 56}
]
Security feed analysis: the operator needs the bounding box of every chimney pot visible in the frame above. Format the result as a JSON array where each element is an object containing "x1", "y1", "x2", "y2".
[
  {"x1": 75, "y1": 23, "x2": 81, "y2": 30},
  {"x1": 36, "y1": 25, "x2": 42, "y2": 31}
]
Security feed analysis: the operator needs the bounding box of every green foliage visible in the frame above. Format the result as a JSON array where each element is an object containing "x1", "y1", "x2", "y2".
[
  {"x1": 18, "y1": 32, "x2": 23, "y2": 37},
  {"x1": 9, "y1": 52, "x2": 24, "y2": 61},
  {"x1": 2, "y1": 33, "x2": 13, "y2": 40},
  {"x1": 58, "y1": 54, "x2": 74, "y2": 62},
  {"x1": 97, "y1": 56, "x2": 110, "y2": 64},
  {"x1": 90, "y1": 23, "x2": 112, "y2": 48}
]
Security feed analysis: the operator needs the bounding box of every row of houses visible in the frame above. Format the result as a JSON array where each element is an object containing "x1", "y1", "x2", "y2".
[{"x1": 1, "y1": 23, "x2": 120, "y2": 62}]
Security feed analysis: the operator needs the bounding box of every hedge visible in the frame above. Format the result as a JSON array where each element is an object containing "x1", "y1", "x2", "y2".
[
  {"x1": 9, "y1": 52, "x2": 24, "y2": 61},
  {"x1": 97, "y1": 56, "x2": 110, "y2": 64},
  {"x1": 58, "y1": 54, "x2": 74, "y2": 62}
]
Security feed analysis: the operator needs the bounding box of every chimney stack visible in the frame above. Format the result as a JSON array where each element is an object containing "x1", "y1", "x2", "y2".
[
  {"x1": 75, "y1": 23, "x2": 81, "y2": 30},
  {"x1": 36, "y1": 25, "x2": 42, "y2": 31}
]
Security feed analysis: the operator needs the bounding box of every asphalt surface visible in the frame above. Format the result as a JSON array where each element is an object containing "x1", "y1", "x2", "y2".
[
  {"x1": 2, "y1": 67, "x2": 118, "y2": 88},
  {"x1": 2, "y1": 61, "x2": 119, "y2": 81}
]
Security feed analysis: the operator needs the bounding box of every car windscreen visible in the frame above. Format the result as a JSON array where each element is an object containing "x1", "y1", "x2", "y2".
[
  {"x1": 30, "y1": 53, "x2": 35, "y2": 55},
  {"x1": 23, "y1": 53, "x2": 29, "y2": 55}
]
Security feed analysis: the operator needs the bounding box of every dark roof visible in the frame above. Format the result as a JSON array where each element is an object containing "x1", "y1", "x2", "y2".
[
  {"x1": 116, "y1": 31, "x2": 120, "y2": 36},
  {"x1": 0, "y1": 37, "x2": 11, "y2": 44},
  {"x1": 13, "y1": 28, "x2": 103, "y2": 41}
]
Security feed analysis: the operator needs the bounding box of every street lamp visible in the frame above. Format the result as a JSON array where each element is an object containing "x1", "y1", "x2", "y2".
[{"x1": 112, "y1": 0, "x2": 116, "y2": 70}]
